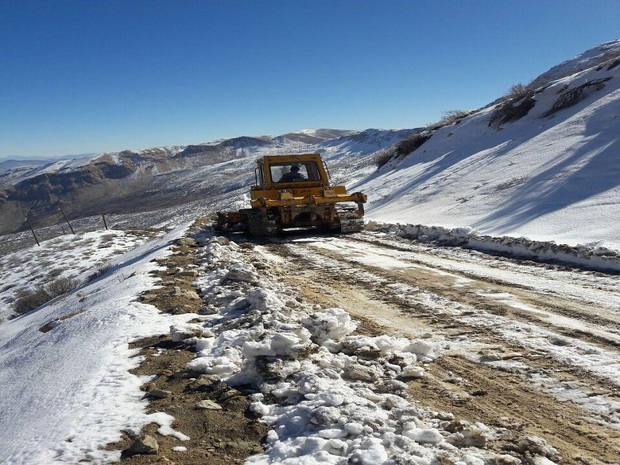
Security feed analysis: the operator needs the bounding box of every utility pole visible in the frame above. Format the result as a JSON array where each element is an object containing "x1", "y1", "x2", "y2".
[
  {"x1": 25, "y1": 217, "x2": 40, "y2": 246},
  {"x1": 59, "y1": 208, "x2": 75, "y2": 234},
  {"x1": 102, "y1": 214, "x2": 109, "y2": 230}
]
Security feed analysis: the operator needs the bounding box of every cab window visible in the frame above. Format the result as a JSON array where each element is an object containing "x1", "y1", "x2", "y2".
[{"x1": 271, "y1": 162, "x2": 320, "y2": 183}]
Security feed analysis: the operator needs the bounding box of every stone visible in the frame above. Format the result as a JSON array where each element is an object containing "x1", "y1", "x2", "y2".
[
  {"x1": 170, "y1": 323, "x2": 204, "y2": 341},
  {"x1": 196, "y1": 400, "x2": 223, "y2": 410},
  {"x1": 190, "y1": 374, "x2": 222, "y2": 390},
  {"x1": 170, "y1": 286, "x2": 201, "y2": 301},
  {"x1": 125, "y1": 435, "x2": 159, "y2": 456},
  {"x1": 219, "y1": 265, "x2": 258, "y2": 285},
  {"x1": 343, "y1": 363, "x2": 379, "y2": 382},
  {"x1": 213, "y1": 236, "x2": 230, "y2": 245},
  {"x1": 177, "y1": 270, "x2": 199, "y2": 277},
  {"x1": 177, "y1": 237, "x2": 198, "y2": 247},
  {"x1": 144, "y1": 389, "x2": 171, "y2": 400},
  {"x1": 199, "y1": 305, "x2": 219, "y2": 315},
  {"x1": 140, "y1": 293, "x2": 159, "y2": 302}
]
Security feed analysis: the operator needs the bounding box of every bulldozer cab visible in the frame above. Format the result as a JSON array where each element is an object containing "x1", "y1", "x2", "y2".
[
  {"x1": 255, "y1": 154, "x2": 330, "y2": 189},
  {"x1": 271, "y1": 162, "x2": 318, "y2": 183}
]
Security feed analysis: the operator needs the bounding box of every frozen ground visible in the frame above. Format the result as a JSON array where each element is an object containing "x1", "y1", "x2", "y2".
[{"x1": 1, "y1": 223, "x2": 619, "y2": 464}]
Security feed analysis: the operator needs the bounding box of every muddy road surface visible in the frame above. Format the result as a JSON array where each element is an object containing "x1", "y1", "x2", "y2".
[{"x1": 251, "y1": 231, "x2": 620, "y2": 464}]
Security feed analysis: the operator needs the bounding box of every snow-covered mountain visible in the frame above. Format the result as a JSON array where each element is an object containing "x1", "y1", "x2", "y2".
[{"x1": 2, "y1": 41, "x2": 619, "y2": 250}]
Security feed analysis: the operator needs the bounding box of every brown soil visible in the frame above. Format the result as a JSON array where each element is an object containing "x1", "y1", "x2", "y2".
[
  {"x1": 107, "y1": 232, "x2": 270, "y2": 464},
  {"x1": 409, "y1": 355, "x2": 620, "y2": 465},
  {"x1": 108, "y1": 334, "x2": 269, "y2": 464}
]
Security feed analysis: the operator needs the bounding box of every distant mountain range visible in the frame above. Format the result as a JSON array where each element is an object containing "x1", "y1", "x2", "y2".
[{"x1": 0, "y1": 128, "x2": 415, "y2": 235}]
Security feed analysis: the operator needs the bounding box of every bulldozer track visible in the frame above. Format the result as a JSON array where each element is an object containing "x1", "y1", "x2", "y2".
[
  {"x1": 336, "y1": 206, "x2": 365, "y2": 233},
  {"x1": 245, "y1": 211, "x2": 279, "y2": 237}
]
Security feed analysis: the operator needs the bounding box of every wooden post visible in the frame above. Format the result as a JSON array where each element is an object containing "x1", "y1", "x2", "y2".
[
  {"x1": 102, "y1": 214, "x2": 109, "y2": 230},
  {"x1": 25, "y1": 218, "x2": 40, "y2": 246},
  {"x1": 59, "y1": 208, "x2": 75, "y2": 234}
]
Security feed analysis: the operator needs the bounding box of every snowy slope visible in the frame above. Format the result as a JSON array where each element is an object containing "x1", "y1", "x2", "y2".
[
  {"x1": 0, "y1": 226, "x2": 199, "y2": 463},
  {"x1": 360, "y1": 40, "x2": 620, "y2": 251}
]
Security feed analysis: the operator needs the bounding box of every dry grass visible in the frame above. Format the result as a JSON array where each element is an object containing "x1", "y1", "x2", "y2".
[
  {"x1": 374, "y1": 132, "x2": 433, "y2": 169},
  {"x1": 13, "y1": 277, "x2": 79, "y2": 315},
  {"x1": 542, "y1": 77, "x2": 612, "y2": 118},
  {"x1": 433, "y1": 110, "x2": 471, "y2": 128},
  {"x1": 373, "y1": 149, "x2": 395, "y2": 169},
  {"x1": 489, "y1": 85, "x2": 536, "y2": 128},
  {"x1": 87, "y1": 264, "x2": 114, "y2": 282}
]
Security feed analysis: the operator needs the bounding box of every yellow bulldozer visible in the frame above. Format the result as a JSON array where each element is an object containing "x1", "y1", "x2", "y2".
[{"x1": 215, "y1": 153, "x2": 367, "y2": 236}]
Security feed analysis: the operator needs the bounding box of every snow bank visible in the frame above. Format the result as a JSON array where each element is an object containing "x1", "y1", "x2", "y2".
[{"x1": 365, "y1": 221, "x2": 620, "y2": 272}]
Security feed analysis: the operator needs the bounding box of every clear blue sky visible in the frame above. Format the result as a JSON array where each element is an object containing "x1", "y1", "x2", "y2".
[{"x1": 1, "y1": 0, "x2": 619, "y2": 159}]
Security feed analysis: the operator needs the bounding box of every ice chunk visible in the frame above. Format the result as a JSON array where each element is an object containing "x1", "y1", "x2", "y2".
[
  {"x1": 303, "y1": 308, "x2": 357, "y2": 343},
  {"x1": 345, "y1": 422, "x2": 365, "y2": 435},
  {"x1": 270, "y1": 332, "x2": 302, "y2": 353},
  {"x1": 317, "y1": 428, "x2": 347, "y2": 439},
  {"x1": 170, "y1": 323, "x2": 205, "y2": 342},
  {"x1": 314, "y1": 390, "x2": 346, "y2": 407},
  {"x1": 402, "y1": 426, "x2": 444, "y2": 444},
  {"x1": 347, "y1": 438, "x2": 388, "y2": 464},
  {"x1": 403, "y1": 340, "x2": 436, "y2": 360},
  {"x1": 247, "y1": 288, "x2": 285, "y2": 311},
  {"x1": 250, "y1": 401, "x2": 270, "y2": 417}
]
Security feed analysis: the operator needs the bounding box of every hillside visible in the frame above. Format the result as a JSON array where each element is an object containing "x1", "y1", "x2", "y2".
[
  {"x1": 3, "y1": 42, "x2": 620, "y2": 253},
  {"x1": 359, "y1": 40, "x2": 620, "y2": 251},
  {"x1": 0, "y1": 39, "x2": 620, "y2": 465}
]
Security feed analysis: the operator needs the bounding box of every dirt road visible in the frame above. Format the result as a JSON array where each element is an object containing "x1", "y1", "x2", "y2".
[
  {"x1": 253, "y1": 232, "x2": 620, "y2": 464},
  {"x1": 119, "y1": 229, "x2": 620, "y2": 464}
]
